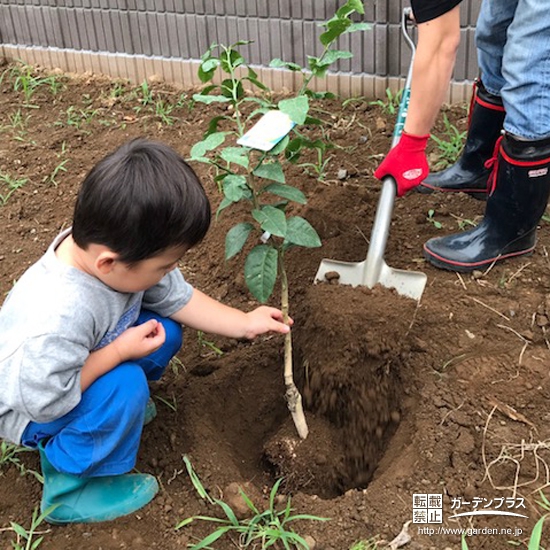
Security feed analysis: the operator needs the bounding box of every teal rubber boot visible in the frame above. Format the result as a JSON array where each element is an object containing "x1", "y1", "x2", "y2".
[
  {"x1": 38, "y1": 441, "x2": 159, "y2": 524},
  {"x1": 143, "y1": 397, "x2": 157, "y2": 425}
]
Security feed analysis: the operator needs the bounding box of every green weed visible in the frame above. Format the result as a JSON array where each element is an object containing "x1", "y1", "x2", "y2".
[
  {"x1": 0, "y1": 62, "x2": 62, "y2": 107},
  {"x1": 197, "y1": 331, "x2": 223, "y2": 356},
  {"x1": 0, "y1": 172, "x2": 28, "y2": 205},
  {"x1": 431, "y1": 113, "x2": 466, "y2": 170},
  {"x1": 6, "y1": 505, "x2": 57, "y2": 550},
  {"x1": 169, "y1": 355, "x2": 186, "y2": 376},
  {"x1": 349, "y1": 537, "x2": 381, "y2": 549},
  {"x1": 43, "y1": 142, "x2": 68, "y2": 187},
  {"x1": 177, "y1": 457, "x2": 328, "y2": 549},
  {"x1": 369, "y1": 88, "x2": 403, "y2": 116},
  {"x1": 0, "y1": 441, "x2": 42, "y2": 482},
  {"x1": 426, "y1": 209, "x2": 443, "y2": 229}
]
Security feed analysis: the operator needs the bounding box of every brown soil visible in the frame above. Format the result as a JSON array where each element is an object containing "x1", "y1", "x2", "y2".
[{"x1": 0, "y1": 62, "x2": 549, "y2": 550}]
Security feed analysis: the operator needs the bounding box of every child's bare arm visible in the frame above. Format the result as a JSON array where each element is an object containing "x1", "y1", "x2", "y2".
[
  {"x1": 80, "y1": 319, "x2": 165, "y2": 391},
  {"x1": 170, "y1": 288, "x2": 291, "y2": 339}
]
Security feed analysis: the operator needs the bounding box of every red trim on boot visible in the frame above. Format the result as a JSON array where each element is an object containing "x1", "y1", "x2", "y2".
[
  {"x1": 423, "y1": 242, "x2": 535, "y2": 270},
  {"x1": 476, "y1": 96, "x2": 506, "y2": 112},
  {"x1": 484, "y1": 136, "x2": 504, "y2": 196},
  {"x1": 500, "y1": 146, "x2": 550, "y2": 168}
]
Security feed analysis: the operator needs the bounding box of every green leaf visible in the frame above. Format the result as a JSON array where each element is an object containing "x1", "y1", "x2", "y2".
[
  {"x1": 264, "y1": 183, "x2": 306, "y2": 204},
  {"x1": 244, "y1": 245, "x2": 278, "y2": 303},
  {"x1": 318, "y1": 49, "x2": 354, "y2": 67},
  {"x1": 278, "y1": 96, "x2": 309, "y2": 125},
  {"x1": 461, "y1": 534, "x2": 469, "y2": 550},
  {"x1": 221, "y1": 147, "x2": 249, "y2": 168},
  {"x1": 269, "y1": 134, "x2": 290, "y2": 156},
  {"x1": 192, "y1": 94, "x2": 231, "y2": 105},
  {"x1": 252, "y1": 206, "x2": 287, "y2": 237},
  {"x1": 285, "y1": 216, "x2": 321, "y2": 248},
  {"x1": 222, "y1": 174, "x2": 249, "y2": 202},
  {"x1": 253, "y1": 160, "x2": 285, "y2": 184},
  {"x1": 191, "y1": 526, "x2": 234, "y2": 550},
  {"x1": 269, "y1": 58, "x2": 303, "y2": 72},
  {"x1": 198, "y1": 57, "x2": 220, "y2": 83},
  {"x1": 221, "y1": 78, "x2": 244, "y2": 100},
  {"x1": 225, "y1": 223, "x2": 254, "y2": 260},
  {"x1": 285, "y1": 137, "x2": 303, "y2": 163},
  {"x1": 344, "y1": 0, "x2": 365, "y2": 15},
  {"x1": 528, "y1": 515, "x2": 547, "y2": 550},
  {"x1": 216, "y1": 196, "x2": 233, "y2": 218},
  {"x1": 190, "y1": 132, "x2": 227, "y2": 158},
  {"x1": 205, "y1": 115, "x2": 227, "y2": 137},
  {"x1": 305, "y1": 90, "x2": 336, "y2": 101},
  {"x1": 245, "y1": 67, "x2": 269, "y2": 91},
  {"x1": 220, "y1": 48, "x2": 244, "y2": 73},
  {"x1": 346, "y1": 22, "x2": 371, "y2": 33},
  {"x1": 320, "y1": 18, "x2": 351, "y2": 47}
]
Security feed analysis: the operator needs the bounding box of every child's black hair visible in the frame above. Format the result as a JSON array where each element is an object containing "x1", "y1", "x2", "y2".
[{"x1": 72, "y1": 138, "x2": 211, "y2": 263}]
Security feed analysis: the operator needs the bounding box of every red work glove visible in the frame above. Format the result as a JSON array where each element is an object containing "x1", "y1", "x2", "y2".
[{"x1": 374, "y1": 132, "x2": 430, "y2": 197}]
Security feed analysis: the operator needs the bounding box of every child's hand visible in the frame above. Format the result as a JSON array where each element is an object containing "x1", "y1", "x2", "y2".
[
  {"x1": 113, "y1": 319, "x2": 166, "y2": 362},
  {"x1": 243, "y1": 306, "x2": 293, "y2": 339}
]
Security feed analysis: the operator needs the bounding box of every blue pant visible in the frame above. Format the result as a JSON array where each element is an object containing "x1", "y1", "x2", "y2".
[
  {"x1": 476, "y1": 0, "x2": 550, "y2": 140},
  {"x1": 21, "y1": 310, "x2": 182, "y2": 477}
]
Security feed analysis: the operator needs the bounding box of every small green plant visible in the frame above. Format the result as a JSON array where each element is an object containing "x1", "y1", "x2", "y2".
[
  {"x1": 431, "y1": 113, "x2": 466, "y2": 170},
  {"x1": 7, "y1": 505, "x2": 57, "y2": 550},
  {"x1": 169, "y1": 355, "x2": 186, "y2": 376},
  {"x1": 0, "y1": 441, "x2": 42, "y2": 482},
  {"x1": 369, "y1": 87, "x2": 403, "y2": 116},
  {"x1": 43, "y1": 142, "x2": 69, "y2": 187},
  {"x1": 0, "y1": 62, "x2": 60, "y2": 107},
  {"x1": 190, "y1": 0, "x2": 368, "y2": 439},
  {"x1": 197, "y1": 331, "x2": 223, "y2": 356},
  {"x1": 426, "y1": 209, "x2": 443, "y2": 229},
  {"x1": 177, "y1": 457, "x2": 328, "y2": 549},
  {"x1": 132, "y1": 80, "x2": 155, "y2": 111},
  {"x1": 349, "y1": 537, "x2": 381, "y2": 550},
  {"x1": 153, "y1": 393, "x2": 177, "y2": 413},
  {"x1": 55, "y1": 105, "x2": 98, "y2": 133},
  {"x1": 0, "y1": 172, "x2": 28, "y2": 205}
]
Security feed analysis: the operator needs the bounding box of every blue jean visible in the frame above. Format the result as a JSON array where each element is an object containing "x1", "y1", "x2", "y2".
[
  {"x1": 21, "y1": 310, "x2": 182, "y2": 477},
  {"x1": 476, "y1": 0, "x2": 550, "y2": 140}
]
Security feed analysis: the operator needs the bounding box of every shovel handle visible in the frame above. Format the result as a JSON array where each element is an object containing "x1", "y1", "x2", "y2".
[{"x1": 364, "y1": 9, "x2": 416, "y2": 285}]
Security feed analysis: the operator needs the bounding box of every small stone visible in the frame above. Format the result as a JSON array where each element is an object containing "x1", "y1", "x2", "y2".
[
  {"x1": 535, "y1": 314, "x2": 549, "y2": 328},
  {"x1": 390, "y1": 410, "x2": 401, "y2": 423},
  {"x1": 375, "y1": 117, "x2": 386, "y2": 131},
  {"x1": 303, "y1": 535, "x2": 316, "y2": 549},
  {"x1": 472, "y1": 270, "x2": 484, "y2": 279},
  {"x1": 337, "y1": 168, "x2": 348, "y2": 180}
]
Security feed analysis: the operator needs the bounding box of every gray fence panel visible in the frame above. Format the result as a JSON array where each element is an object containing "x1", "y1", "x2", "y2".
[{"x1": 0, "y1": 0, "x2": 483, "y2": 98}]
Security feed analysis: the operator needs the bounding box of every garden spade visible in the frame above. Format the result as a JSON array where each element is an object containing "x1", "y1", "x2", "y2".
[{"x1": 314, "y1": 8, "x2": 427, "y2": 301}]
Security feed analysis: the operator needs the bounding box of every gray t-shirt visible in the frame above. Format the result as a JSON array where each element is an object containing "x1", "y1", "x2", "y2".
[{"x1": 0, "y1": 229, "x2": 193, "y2": 444}]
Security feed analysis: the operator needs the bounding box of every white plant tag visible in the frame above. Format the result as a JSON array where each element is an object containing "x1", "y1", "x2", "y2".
[{"x1": 237, "y1": 110, "x2": 296, "y2": 151}]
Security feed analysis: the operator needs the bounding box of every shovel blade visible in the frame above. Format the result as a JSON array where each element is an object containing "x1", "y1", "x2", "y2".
[{"x1": 314, "y1": 258, "x2": 427, "y2": 301}]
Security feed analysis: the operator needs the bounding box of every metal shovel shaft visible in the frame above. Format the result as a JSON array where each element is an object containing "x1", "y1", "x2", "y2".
[{"x1": 314, "y1": 8, "x2": 427, "y2": 301}]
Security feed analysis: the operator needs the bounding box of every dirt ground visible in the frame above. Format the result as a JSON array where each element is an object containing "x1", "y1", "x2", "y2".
[{"x1": 0, "y1": 61, "x2": 549, "y2": 550}]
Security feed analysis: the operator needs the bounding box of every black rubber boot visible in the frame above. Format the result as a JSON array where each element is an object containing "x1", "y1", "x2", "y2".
[
  {"x1": 423, "y1": 134, "x2": 550, "y2": 272},
  {"x1": 418, "y1": 80, "x2": 505, "y2": 199}
]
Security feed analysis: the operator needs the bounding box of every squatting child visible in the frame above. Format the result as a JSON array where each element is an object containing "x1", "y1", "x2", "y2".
[{"x1": 0, "y1": 138, "x2": 291, "y2": 524}]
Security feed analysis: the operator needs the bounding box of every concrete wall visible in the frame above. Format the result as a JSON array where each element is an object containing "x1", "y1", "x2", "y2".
[{"x1": 0, "y1": 0, "x2": 481, "y2": 101}]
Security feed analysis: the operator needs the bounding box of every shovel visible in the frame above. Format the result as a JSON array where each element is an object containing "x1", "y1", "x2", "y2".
[{"x1": 314, "y1": 8, "x2": 427, "y2": 301}]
